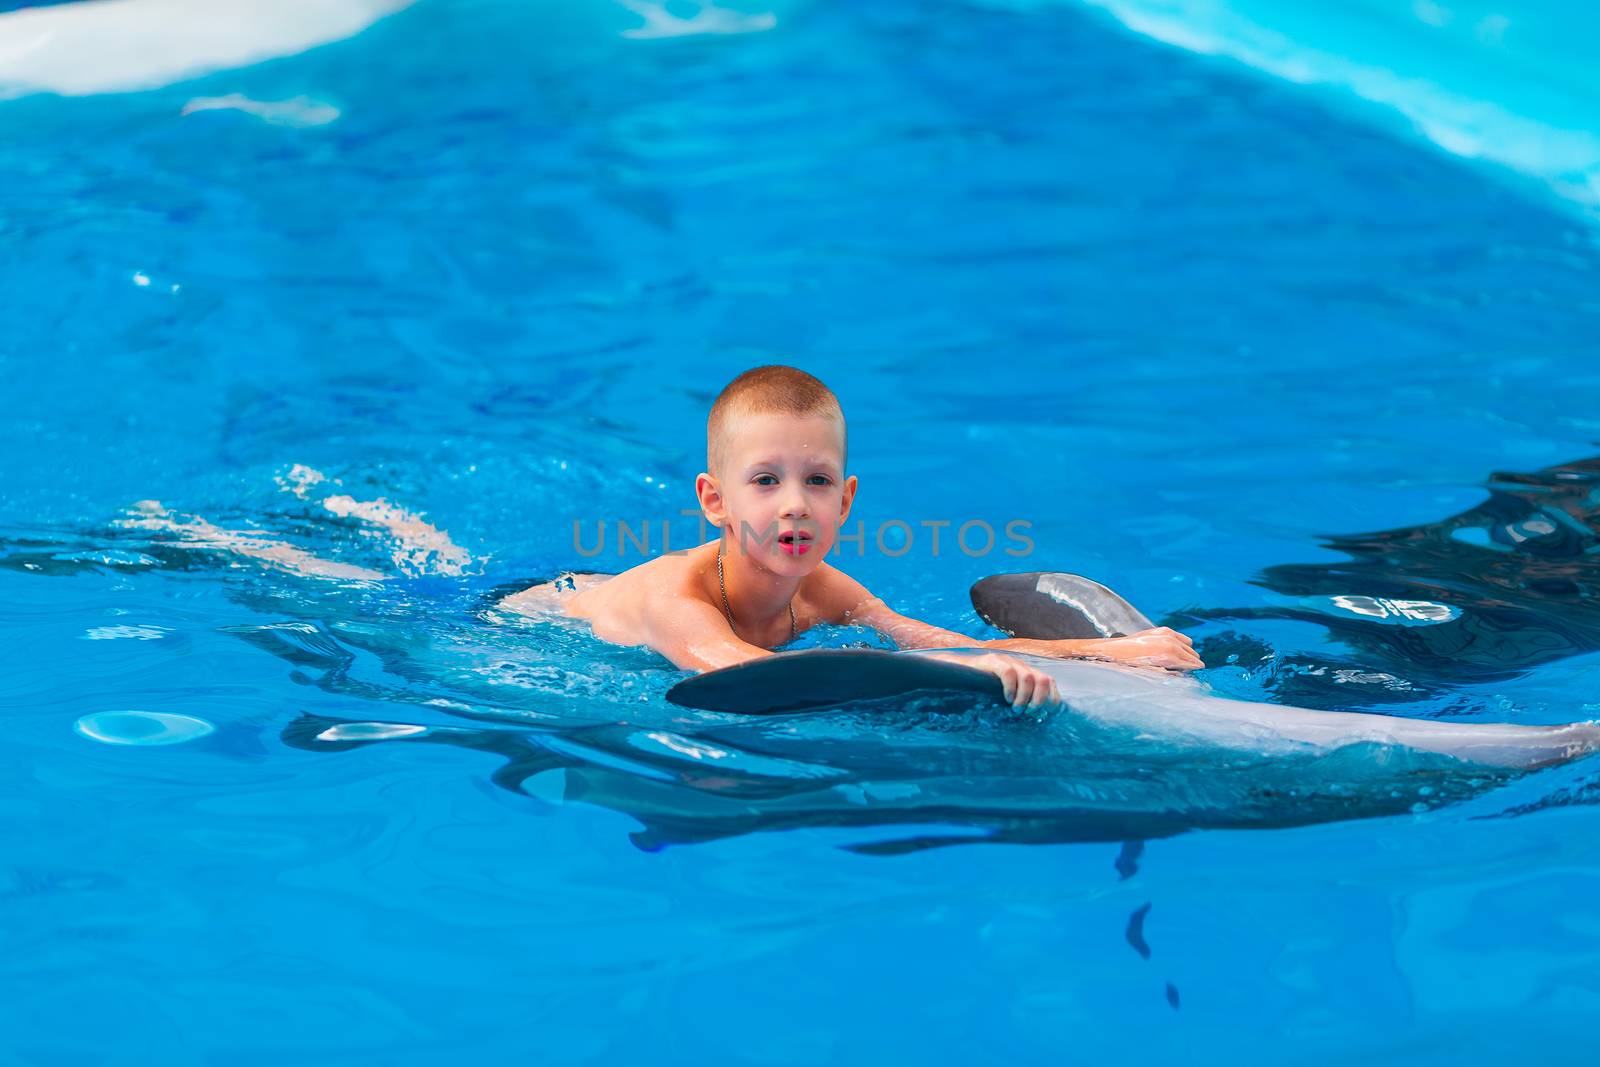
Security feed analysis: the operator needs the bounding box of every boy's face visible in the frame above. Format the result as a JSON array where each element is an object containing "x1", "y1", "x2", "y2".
[{"x1": 698, "y1": 412, "x2": 856, "y2": 575}]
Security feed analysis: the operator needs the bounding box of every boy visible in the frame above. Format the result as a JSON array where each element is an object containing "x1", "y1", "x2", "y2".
[{"x1": 503, "y1": 365, "x2": 1201, "y2": 707}]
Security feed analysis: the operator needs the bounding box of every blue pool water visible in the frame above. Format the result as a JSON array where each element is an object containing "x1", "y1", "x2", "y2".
[{"x1": 6, "y1": 0, "x2": 1600, "y2": 1061}]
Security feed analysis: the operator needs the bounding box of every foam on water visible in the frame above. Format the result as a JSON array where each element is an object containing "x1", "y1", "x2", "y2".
[
  {"x1": 181, "y1": 93, "x2": 341, "y2": 128},
  {"x1": 616, "y1": 0, "x2": 777, "y2": 39},
  {"x1": 0, "y1": 0, "x2": 413, "y2": 97}
]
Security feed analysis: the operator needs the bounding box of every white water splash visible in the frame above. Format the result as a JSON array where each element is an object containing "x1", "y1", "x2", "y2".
[
  {"x1": 83, "y1": 625, "x2": 170, "y2": 641},
  {"x1": 616, "y1": 0, "x2": 776, "y2": 40},
  {"x1": 181, "y1": 93, "x2": 341, "y2": 127},
  {"x1": 0, "y1": 0, "x2": 412, "y2": 98},
  {"x1": 277, "y1": 464, "x2": 474, "y2": 577}
]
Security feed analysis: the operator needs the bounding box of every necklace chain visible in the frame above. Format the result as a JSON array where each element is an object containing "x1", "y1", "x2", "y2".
[{"x1": 718, "y1": 546, "x2": 796, "y2": 646}]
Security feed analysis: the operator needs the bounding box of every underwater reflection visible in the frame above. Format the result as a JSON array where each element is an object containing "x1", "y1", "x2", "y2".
[{"x1": 277, "y1": 699, "x2": 1511, "y2": 855}]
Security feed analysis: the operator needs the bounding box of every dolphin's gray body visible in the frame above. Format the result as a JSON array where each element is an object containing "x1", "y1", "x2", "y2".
[
  {"x1": 974, "y1": 570, "x2": 1600, "y2": 770},
  {"x1": 670, "y1": 646, "x2": 1600, "y2": 771},
  {"x1": 973, "y1": 651, "x2": 1599, "y2": 770},
  {"x1": 667, "y1": 572, "x2": 1600, "y2": 772}
]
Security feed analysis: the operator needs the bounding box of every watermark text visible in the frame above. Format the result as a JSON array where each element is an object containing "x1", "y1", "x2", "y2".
[{"x1": 571, "y1": 510, "x2": 1034, "y2": 559}]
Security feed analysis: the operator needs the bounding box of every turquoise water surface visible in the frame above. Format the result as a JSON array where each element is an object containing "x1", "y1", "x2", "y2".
[{"x1": 5, "y1": 1, "x2": 1600, "y2": 1062}]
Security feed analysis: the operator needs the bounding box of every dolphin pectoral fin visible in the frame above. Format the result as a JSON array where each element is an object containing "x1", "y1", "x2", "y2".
[
  {"x1": 970, "y1": 572, "x2": 1155, "y2": 640},
  {"x1": 666, "y1": 648, "x2": 1005, "y2": 714}
]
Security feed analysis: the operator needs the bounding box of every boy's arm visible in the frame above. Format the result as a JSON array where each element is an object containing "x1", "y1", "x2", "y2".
[
  {"x1": 640, "y1": 592, "x2": 778, "y2": 672},
  {"x1": 801, "y1": 566, "x2": 1055, "y2": 705},
  {"x1": 815, "y1": 566, "x2": 1201, "y2": 671}
]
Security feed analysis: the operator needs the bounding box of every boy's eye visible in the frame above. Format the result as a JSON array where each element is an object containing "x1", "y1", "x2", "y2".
[
  {"x1": 807, "y1": 475, "x2": 832, "y2": 486},
  {"x1": 753, "y1": 474, "x2": 778, "y2": 486}
]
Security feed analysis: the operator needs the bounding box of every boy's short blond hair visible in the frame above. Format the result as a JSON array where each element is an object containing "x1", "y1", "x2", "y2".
[{"x1": 707, "y1": 365, "x2": 846, "y2": 475}]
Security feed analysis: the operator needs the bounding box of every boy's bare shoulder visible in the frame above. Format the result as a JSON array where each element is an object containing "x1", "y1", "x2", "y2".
[
  {"x1": 573, "y1": 546, "x2": 716, "y2": 622},
  {"x1": 799, "y1": 560, "x2": 875, "y2": 624},
  {"x1": 609, "y1": 550, "x2": 709, "y2": 603}
]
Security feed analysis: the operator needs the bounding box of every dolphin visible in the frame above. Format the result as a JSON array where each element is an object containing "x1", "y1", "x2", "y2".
[
  {"x1": 668, "y1": 644, "x2": 1600, "y2": 773},
  {"x1": 957, "y1": 570, "x2": 1600, "y2": 772}
]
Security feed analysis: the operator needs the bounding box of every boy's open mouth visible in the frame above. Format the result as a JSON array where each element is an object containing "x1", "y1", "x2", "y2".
[{"x1": 777, "y1": 529, "x2": 813, "y2": 555}]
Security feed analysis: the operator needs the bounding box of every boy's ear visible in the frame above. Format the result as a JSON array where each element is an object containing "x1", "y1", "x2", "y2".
[
  {"x1": 695, "y1": 472, "x2": 727, "y2": 527},
  {"x1": 838, "y1": 475, "x2": 858, "y2": 525}
]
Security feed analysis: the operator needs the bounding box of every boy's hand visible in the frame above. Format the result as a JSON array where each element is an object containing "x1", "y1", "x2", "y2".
[
  {"x1": 945, "y1": 653, "x2": 1061, "y2": 708},
  {"x1": 1085, "y1": 627, "x2": 1202, "y2": 671}
]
